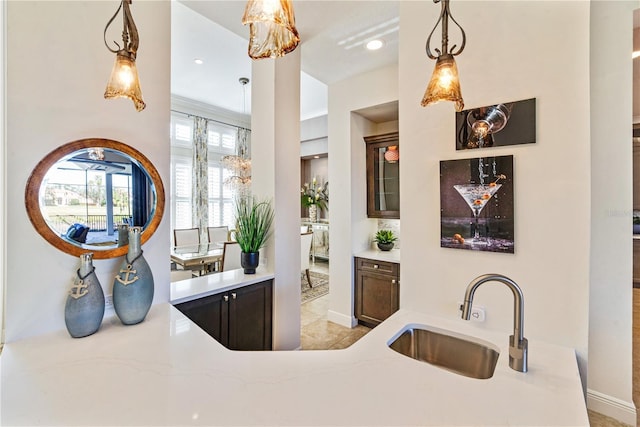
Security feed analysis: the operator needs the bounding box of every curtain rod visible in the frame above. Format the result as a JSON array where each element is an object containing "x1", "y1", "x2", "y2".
[{"x1": 170, "y1": 109, "x2": 251, "y2": 132}]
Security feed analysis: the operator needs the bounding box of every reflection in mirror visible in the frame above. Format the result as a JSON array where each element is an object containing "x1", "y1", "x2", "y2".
[{"x1": 26, "y1": 138, "x2": 165, "y2": 259}]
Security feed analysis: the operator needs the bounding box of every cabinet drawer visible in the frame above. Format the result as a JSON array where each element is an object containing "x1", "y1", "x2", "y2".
[{"x1": 356, "y1": 257, "x2": 398, "y2": 276}]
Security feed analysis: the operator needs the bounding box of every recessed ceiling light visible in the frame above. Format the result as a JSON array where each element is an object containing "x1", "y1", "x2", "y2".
[
  {"x1": 194, "y1": 58, "x2": 204, "y2": 65},
  {"x1": 313, "y1": 155, "x2": 320, "y2": 159},
  {"x1": 366, "y1": 39, "x2": 384, "y2": 51}
]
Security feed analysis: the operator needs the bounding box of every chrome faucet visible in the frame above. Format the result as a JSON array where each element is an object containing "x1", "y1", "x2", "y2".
[{"x1": 461, "y1": 274, "x2": 528, "y2": 373}]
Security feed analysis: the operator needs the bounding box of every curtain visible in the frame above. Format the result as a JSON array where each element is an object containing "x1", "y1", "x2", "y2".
[
  {"x1": 192, "y1": 116, "x2": 209, "y2": 244},
  {"x1": 131, "y1": 163, "x2": 148, "y2": 227}
]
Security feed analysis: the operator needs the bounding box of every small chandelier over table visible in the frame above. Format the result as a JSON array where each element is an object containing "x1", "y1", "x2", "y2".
[{"x1": 223, "y1": 77, "x2": 252, "y2": 195}]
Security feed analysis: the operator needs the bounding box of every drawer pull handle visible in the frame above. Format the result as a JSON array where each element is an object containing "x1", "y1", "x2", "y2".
[
  {"x1": 224, "y1": 295, "x2": 229, "y2": 302},
  {"x1": 392, "y1": 279, "x2": 396, "y2": 284},
  {"x1": 374, "y1": 264, "x2": 379, "y2": 269},
  {"x1": 232, "y1": 293, "x2": 237, "y2": 300}
]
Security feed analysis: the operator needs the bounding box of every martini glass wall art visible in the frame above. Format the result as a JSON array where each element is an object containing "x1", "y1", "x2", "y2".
[{"x1": 440, "y1": 156, "x2": 514, "y2": 253}]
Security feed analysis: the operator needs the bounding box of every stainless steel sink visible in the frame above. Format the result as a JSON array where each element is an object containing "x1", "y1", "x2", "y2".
[{"x1": 388, "y1": 325, "x2": 500, "y2": 379}]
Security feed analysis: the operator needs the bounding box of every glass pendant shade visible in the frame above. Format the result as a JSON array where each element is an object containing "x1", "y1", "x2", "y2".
[
  {"x1": 421, "y1": 54, "x2": 464, "y2": 112},
  {"x1": 242, "y1": 0, "x2": 300, "y2": 59},
  {"x1": 104, "y1": 53, "x2": 146, "y2": 112}
]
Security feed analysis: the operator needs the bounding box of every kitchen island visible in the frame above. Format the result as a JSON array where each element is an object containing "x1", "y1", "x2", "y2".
[{"x1": 1, "y1": 274, "x2": 588, "y2": 426}]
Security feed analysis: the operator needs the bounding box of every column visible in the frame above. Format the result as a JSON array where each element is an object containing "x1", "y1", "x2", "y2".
[{"x1": 251, "y1": 48, "x2": 301, "y2": 350}]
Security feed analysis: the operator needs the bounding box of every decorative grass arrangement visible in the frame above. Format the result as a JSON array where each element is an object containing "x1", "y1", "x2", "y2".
[{"x1": 233, "y1": 196, "x2": 275, "y2": 253}]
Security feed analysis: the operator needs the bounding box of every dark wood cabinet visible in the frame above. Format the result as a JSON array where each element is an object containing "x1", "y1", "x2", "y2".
[
  {"x1": 364, "y1": 132, "x2": 400, "y2": 219},
  {"x1": 354, "y1": 257, "x2": 400, "y2": 328},
  {"x1": 174, "y1": 279, "x2": 273, "y2": 351}
]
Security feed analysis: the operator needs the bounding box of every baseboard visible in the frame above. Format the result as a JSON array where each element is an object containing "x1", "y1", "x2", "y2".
[
  {"x1": 327, "y1": 310, "x2": 357, "y2": 328},
  {"x1": 587, "y1": 388, "x2": 636, "y2": 425}
]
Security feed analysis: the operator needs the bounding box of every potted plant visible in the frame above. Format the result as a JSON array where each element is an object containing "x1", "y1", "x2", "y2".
[
  {"x1": 301, "y1": 177, "x2": 328, "y2": 223},
  {"x1": 374, "y1": 229, "x2": 397, "y2": 251},
  {"x1": 233, "y1": 196, "x2": 274, "y2": 274}
]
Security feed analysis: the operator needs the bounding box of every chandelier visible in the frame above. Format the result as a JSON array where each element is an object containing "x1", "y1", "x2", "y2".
[{"x1": 223, "y1": 77, "x2": 252, "y2": 194}]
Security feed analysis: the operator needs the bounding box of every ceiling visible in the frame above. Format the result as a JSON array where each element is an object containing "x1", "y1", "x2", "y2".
[{"x1": 171, "y1": 1, "x2": 400, "y2": 121}]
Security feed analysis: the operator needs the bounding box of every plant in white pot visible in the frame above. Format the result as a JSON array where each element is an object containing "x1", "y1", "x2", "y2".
[{"x1": 233, "y1": 196, "x2": 274, "y2": 274}]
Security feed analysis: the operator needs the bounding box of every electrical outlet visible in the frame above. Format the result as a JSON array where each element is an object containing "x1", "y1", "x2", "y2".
[
  {"x1": 105, "y1": 294, "x2": 114, "y2": 310},
  {"x1": 457, "y1": 301, "x2": 486, "y2": 322}
]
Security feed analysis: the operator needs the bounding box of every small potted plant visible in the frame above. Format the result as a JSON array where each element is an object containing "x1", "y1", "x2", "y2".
[
  {"x1": 374, "y1": 229, "x2": 397, "y2": 251},
  {"x1": 233, "y1": 196, "x2": 274, "y2": 274}
]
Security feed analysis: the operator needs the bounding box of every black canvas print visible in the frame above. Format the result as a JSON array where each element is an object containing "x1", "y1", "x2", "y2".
[
  {"x1": 440, "y1": 156, "x2": 514, "y2": 253},
  {"x1": 455, "y1": 98, "x2": 536, "y2": 150}
]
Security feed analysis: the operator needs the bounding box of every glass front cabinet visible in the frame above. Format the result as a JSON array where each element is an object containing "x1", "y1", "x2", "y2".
[{"x1": 364, "y1": 132, "x2": 400, "y2": 219}]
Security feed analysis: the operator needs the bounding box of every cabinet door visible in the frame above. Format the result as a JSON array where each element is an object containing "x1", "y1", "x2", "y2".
[
  {"x1": 174, "y1": 293, "x2": 228, "y2": 345},
  {"x1": 355, "y1": 258, "x2": 399, "y2": 328},
  {"x1": 364, "y1": 132, "x2": 400, "y2": 219},
  {"x1": 228, "y1": 280, "x2": 273, "y2": 350}
]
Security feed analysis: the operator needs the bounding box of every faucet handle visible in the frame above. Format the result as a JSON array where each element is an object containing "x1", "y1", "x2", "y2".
[{"x1": 509, "y1": 335, "x2": 528, "y2": 373}]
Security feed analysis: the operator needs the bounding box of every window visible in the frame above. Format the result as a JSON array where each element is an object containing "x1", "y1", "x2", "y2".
[
  {"x1": 170, "y1": 113, "x2": 241, "y2": 233},
  {"x1": 172, "y1": 156, "x2": 192, "y2": 230},
  {"x1": 208, "y1": 164, "x2": 233, "y2": 227},
  {"x1": 171, "y1": 116, "x2": 193, "y2": 147}
]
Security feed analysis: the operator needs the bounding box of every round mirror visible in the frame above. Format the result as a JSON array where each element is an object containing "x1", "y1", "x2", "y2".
[{"x1": 25, "y1": 138, "x2": 165, "y2": 259}]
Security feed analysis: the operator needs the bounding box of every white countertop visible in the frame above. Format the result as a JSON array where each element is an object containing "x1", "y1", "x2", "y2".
[
  {"x1": 1, "y1": 302, "x2": 588, "y2": 426},
  {"x1": 170, "y1": 267, "x2": 275, "y2": 304},
  {"x1": 356, "y1": 248, "x2": 401, "y2": 263}
]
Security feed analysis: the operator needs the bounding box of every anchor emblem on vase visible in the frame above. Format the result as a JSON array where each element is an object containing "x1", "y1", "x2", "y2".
[
  {"x1": 69, "y1": 280, "x2": 89, "y2": 299},
  {"x1": 116, "y1": 264, "x2": 139, "y2": 286}
]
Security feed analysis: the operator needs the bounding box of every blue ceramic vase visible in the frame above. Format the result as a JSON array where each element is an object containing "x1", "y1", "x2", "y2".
[
  {"x1": 113, "y1": 226, "x2": 154, "y2": 325},
  {"x1": 64, "y1": 253, "x2": 105, "y2": 338}
]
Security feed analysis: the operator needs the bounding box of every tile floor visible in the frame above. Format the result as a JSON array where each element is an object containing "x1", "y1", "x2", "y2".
[
  {"x1": 300, "y1": 260, "x2": 635, "y2": 426},
  {"x1": 300, "y1": 259, "x2": 371, "y2": 350},
  {"x1": 300, "y1": 294, "x2": 371, "y2": 350}
]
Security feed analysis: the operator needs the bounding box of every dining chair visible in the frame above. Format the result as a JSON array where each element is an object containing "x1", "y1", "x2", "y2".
[
  {"x1": 208, "y1": 226, "x2": 229, "y2": 244},
  {"x1": 174, "y1": 228, "x2": 200, "y2": 247},
  {"x1": 170, "y1": 270, "x2": 194, "y2": 282},
  {"x1": 221, "y1": 241, "x2": 242, "y2": 272},
  {"x1": 301, "y1": 232, "x2": 313, "y2": 287}
]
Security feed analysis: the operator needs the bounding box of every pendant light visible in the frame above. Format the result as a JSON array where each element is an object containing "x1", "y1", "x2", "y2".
[
  {"x1": 103, "y1": 0, "x2": 145, "y2": 112},
  {"x1": 421, "y1": 0, "x2": 466, "y2": 112},
  {"x1": 242, "y1": 0, "x2": 300, "y2": 59},
  {"x1": 384, "y1": 146, "x2": 399, "y2": 163}
]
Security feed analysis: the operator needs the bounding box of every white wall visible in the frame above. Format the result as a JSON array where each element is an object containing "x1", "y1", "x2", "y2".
[
  {"x1": 589, "y1": 1, "x2": 637, "y2": 423},
  {"x1": 5, "y1": 1, "x2": 170, "y2": 342},
  {"x1": 328, "y1": 65, "x2": 398, "y2": 326},
  {"x1": 0, "y1": 0, "x2": 5, "y2": 348},
  {"x1": 395, "y1": 0, "x2": 632, "y2": 422},
  {"x1": 400, "y1": 0, "x2": 589, "y2": 355}
]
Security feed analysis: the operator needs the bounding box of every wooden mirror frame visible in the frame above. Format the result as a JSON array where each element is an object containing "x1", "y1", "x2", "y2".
[{"x1": 25, "y1": 138, "x2": 165, "y2": 259}]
